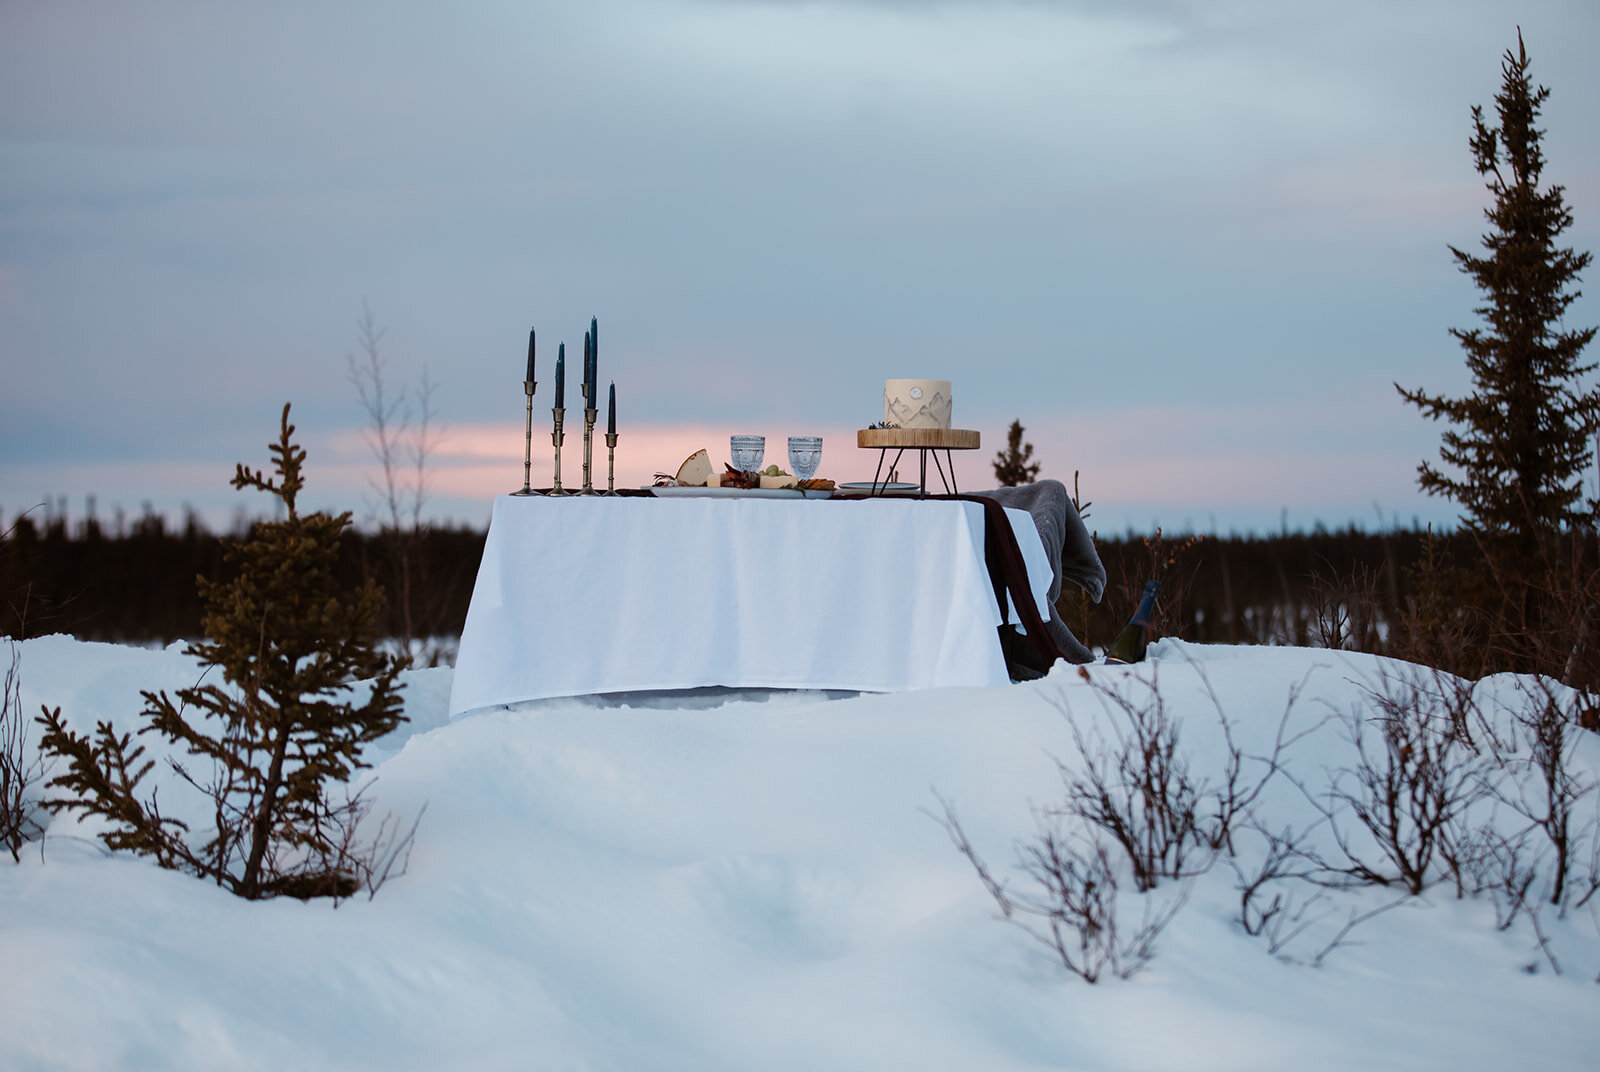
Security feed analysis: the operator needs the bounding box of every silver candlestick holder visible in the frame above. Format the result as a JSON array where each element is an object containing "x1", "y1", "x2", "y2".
[
  {"x1": 511, "y1": 379, "x2": 539, "y2": 495},
  {"x1": 548, "y1": 407, "x2": 570, "y2": 495},
  {"x1": 579, "y1": 407, "x2": 598, "y2": 495},
  {"x1": 602, "y1": 432, "x2": 619, "y2": 494}
]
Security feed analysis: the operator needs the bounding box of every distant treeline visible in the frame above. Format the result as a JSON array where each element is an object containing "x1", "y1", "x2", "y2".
[
  {"x1": 1, "y1": 508, "x2": 485, "y2": 648},
  {"x1": 1058, "y1": 525, "x2": 1461, "y2": 653},
  {"x1": 4, "y1": 505, "x2": 1475, "y2": 660}
]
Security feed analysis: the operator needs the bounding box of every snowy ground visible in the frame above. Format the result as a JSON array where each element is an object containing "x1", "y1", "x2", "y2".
[{"x1": 3, "y1": 634, "x2": 1597, "y2": 1071}]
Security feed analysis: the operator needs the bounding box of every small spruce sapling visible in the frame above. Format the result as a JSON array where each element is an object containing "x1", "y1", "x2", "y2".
[
  {"x1": 992, "y1": 420, "x2": 1042, "y2": 487},
  {"x1": 39, "y1": 404, "x2": 407, "y2": 899}
]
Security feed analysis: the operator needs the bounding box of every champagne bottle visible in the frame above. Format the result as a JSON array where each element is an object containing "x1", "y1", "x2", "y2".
[{"x1": 1104, "y1": 580, "x2": 1160, "y2": 664}]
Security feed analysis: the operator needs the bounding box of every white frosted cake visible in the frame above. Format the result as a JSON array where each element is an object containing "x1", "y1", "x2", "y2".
[{"x1": 884, "y1": 379, "x2": 952, "y2": 429}]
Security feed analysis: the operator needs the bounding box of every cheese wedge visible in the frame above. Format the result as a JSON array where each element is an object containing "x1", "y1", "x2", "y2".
[
  {"x1": 759, "y1": 474, "x2": 798, "y2": 490},
  {"x1": 675, "y1": 449, "x2": 713, "y2": 487}
]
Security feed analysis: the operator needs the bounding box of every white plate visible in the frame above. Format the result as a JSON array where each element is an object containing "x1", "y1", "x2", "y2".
[
  {"x1": 838, "y1": 481, "x2": 921, "y2": 494},
  {"x1": 647, "y1": 486, "x2": 833, "y2": 500}
]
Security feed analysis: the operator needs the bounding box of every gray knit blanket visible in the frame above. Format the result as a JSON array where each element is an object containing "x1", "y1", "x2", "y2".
[{"x1": 975, "y1": 479, "x2": 1104, "y2": 664}]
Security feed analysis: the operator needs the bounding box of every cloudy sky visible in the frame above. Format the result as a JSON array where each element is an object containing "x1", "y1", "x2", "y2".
[{"x1": 3, "y1": 0, "x2": 1597, "y2": 534}]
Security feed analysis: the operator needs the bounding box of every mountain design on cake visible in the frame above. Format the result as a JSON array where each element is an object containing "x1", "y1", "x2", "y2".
[{"x1": 883, "y1": 379, "x2": 952, "y2": 430}]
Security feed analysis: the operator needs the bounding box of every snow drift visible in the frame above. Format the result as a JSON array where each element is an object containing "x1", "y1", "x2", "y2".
[{"x1": 2, "y1": 634, "x2": 1596, "y2": 1071}]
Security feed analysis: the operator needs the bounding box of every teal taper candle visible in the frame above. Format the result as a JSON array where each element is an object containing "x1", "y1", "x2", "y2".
[
  {"x1": 590, "y1": 317, "x2": 600, "y2": 409},
  {"x1": 583, "y1": 331, "x2": 595, "y2": 408},
  {"x1": 554, "y1": 343, "x2": 565, "y2": 408}
]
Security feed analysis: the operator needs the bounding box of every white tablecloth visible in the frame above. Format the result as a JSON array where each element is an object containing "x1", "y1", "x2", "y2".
[{"x1": 448, "y1": 494, "x2": 1054, "y2": 715}]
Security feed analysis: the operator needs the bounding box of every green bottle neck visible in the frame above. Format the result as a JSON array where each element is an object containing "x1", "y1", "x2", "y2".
[{"x1": 1129, "y1": 581, "x2": 1160, "y2": 628}]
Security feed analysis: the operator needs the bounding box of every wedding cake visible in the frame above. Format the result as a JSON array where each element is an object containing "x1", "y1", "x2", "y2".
[{"x1": 883, "y1": 379, "x2": 952, "y2": 430}]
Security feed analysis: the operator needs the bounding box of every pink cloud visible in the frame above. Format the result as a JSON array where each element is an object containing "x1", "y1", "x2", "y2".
[
  {"x1": 424, "y1": 421, "x2": 907, "y2": 496},
  {"x1": 3, "y1": 407, "x2": 1447, "y2": 535}
]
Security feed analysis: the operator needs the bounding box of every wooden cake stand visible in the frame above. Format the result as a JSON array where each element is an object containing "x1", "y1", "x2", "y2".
[{"x1": 856, "y1": 428, "x2": 982, "y2": 495}]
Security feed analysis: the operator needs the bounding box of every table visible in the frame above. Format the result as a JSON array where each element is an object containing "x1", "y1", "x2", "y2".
[
  {"x1": 448, "y1": 494, "x2": 1055, "y2": 716},
  {"x1": 856, "y1": 428, "x2": 982, "y2": 494}
]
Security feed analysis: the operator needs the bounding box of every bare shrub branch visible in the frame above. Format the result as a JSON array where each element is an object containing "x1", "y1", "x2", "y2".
[
  {"x1": 1, "y1": 640, "x2": 48, "y2": 860},
  {"x1": 1052, "y1": 661, "x2": 1316, "y2": 887},
  {"x1": 935, "y1": 795, "x2": 1186, "y2": 983},
  {"x1": 1308, "y1": 558, "x2": 1387, "y2": 654},
  {"x1": 1461, "y1": 822, "x2": 1543, "y2": 930},
  {"x1": 1201, "y1": 667, "x2": 1326, "y2": 856},
  {"x1": 1224, "y1": 813, "x2": 1337, "y2": 959},
  {"x1": 1321, "y1": 667, "x2": 1489, "y2": 894},
  {"x1": 345, "y1": 301, "x2": 444, "y2": 665},
  {"x1": 333, "y1": 790, "x2": 426, "y2": 903},
  {"x1": 1490, "y1": 675, "x2": 1598, "y2": 909},
  {"x1": 346, "y1": 301, "x2": 407, "y2": 534},
  {"x1": 1310, "y1": 895, "x2": 1413, "y2": 968},
  {"x1": 1523, "y1": 900, "x2": 1563, "y2": 976},
  {"x1": 1576, "y1": 811, "x2": 1600, "y2": 911},
  {"x1": 1048, "y1": 667, "x2": 1209, "y2": 891}
]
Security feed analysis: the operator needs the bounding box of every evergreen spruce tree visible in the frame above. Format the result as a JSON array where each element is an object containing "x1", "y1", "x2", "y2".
[
  {"x1": 992, "y1": 419, "x2": 1042, "y2": 487},
  {"x1": 1396, "y1": 31, "x2": 1597, "y2": 548},
  {"x1": 39, "y1": 404, "x2": 407, "y2": 899}
]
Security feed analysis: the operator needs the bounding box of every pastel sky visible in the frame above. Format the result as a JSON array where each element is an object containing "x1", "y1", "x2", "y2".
[{"x1": 3, "y1": 0, "x2": 1597, "y2": 535}]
